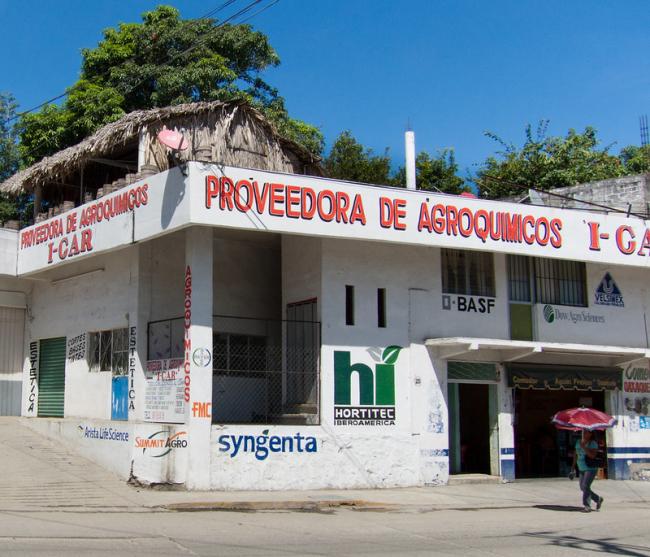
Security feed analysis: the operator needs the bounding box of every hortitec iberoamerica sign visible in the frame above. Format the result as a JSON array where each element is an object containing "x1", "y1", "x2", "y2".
[
  {"x1": 334, "y1": 346, "x2": 401, "y2": 426},
  {"x1": 16, "y1": 163, "x2": 650, "y2": 275}
]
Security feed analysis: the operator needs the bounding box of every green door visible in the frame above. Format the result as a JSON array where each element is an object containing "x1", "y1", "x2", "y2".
[
  {"x1": 507, "y1": 255, "x2": 534, "y2": 341},
  {"x1": 38, "y1": 337, "x2": 66, "y2": 417}
]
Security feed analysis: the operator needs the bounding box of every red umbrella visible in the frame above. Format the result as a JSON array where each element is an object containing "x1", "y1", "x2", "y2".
[{"x1": 551, "y1": 407, "x2": 616, "y2": 431}]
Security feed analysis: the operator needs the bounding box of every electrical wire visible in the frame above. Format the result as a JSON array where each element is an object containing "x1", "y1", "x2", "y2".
[
  {"x1": 2, "y1": 0, "x2": 269, "y2": 127},
  {"x1": 2, "y1": 0, "x2": 280, "y2": 176}
]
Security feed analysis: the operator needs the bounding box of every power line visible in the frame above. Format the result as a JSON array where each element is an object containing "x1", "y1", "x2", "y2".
[
  {"x1": 3, "y1": 0, "x2": 280, "y2": 172},
  {"x1": 3, "y1": 0, "x2": 269, "y2": 127}
]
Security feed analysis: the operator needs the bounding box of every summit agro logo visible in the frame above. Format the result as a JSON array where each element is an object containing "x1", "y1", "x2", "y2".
[
  {"x1": 334, "y1": 345, "x2": 401, "y2": 426},
  {"x1": 135, "y1": 430, "x2": 187, "y2": 458},
  {"x1": 594, "y1": 272, "x2": 624, "y2": 307}
]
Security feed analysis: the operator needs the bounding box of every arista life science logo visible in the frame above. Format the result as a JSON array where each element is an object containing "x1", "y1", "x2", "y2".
[{"x1": 334, "y1": 345, "x2": 401, "y2": 426}]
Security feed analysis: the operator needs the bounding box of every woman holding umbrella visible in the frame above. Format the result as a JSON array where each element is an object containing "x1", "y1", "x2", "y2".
[
  {"x1": 571, "y1": 430, "x2": 603, "y2": 512},
  {"x1": 552, "y1": 407, "x2": 615, "y2": 513}
]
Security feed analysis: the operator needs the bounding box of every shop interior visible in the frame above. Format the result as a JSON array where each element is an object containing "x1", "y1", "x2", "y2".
[{"x1": 514, "y1": 389, "x2": 607, "y2": 478}]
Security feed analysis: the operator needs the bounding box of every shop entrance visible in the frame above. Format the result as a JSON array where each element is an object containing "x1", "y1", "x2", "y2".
[
  {"x1": 514, "y1": 389, "x2": 606, "y2": 478},
  {"x1": 449, "y1": 383, "x2": 498, "y2": 475}
]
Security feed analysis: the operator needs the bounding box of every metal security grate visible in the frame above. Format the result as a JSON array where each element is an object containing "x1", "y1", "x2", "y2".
[
  {"x1": 534, "y1": 258, "x2": 586, "y2": 307},
  {"x1": 38, "y1": 337, "x2": 66, "y2": 418}
]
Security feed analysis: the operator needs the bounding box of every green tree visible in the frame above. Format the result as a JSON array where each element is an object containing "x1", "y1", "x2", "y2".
[
  {"x1": 326, "y1": 131, "x2": 467, "y2": 194},
  {"x1": 0, "y1": 93, "x2": 21, "y2": 222},
  {"x1": 393, "y1": 150, "x2": 468, "y2": 194},
  {"x1": 475, "y1": 122, "x2": 624, "y2": 199},
  {"x1": 19, "y1": 5, "x2": 323, "y2": 163},
  {"x1": 324, "y1": 131, "x2": 392, "y2": 185},
  {"x1": 619, "y1": 144, "x2": 650, "y2": 175}
]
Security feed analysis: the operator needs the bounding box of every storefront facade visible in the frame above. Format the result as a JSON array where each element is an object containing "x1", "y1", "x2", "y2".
[{"x1": 2, "y1": 162, "x2": 650, "y2": 488}]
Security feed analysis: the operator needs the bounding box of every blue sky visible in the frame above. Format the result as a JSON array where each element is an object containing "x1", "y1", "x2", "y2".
[{"x1": 1, "y1": 0, "x2": 649, "y2": 177}]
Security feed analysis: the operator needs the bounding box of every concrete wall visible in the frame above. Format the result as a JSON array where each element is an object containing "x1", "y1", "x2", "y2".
[
  {"x1": 282, "y1": 235, "x2": 322, "y2": 321},
  {"x1": 22, "y1": 248, "x2": 136, "y2": 419},
  {"x1": 538, "y1": 174, "x2": 650, "y2": 216},
  {"x1": 535, "y1": 263, "x2": 649, "y2": 347},
  {"x1": 0, "y1": 229, "x2": 17, "y2": 276}
]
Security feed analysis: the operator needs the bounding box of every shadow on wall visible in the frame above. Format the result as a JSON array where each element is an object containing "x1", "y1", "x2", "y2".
[{"x1": 161, "y1": 167, "x2": 187, "y2": 230}]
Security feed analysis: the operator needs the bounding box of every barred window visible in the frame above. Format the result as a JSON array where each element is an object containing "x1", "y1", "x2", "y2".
[
  {"x1": 442, "y1": 249, "x2": 495, "y2": 297},
  {"x1": 213, "y1": 333, "x2": 268, "y2": 375},
  {"x1": 534, "y1": 258, "x2": 586, "y2": 307},
  {"x1": 88, "y1": 328, "x2": 128, "y2": 374}
]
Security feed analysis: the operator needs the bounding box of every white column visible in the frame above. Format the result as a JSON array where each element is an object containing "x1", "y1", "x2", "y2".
[
  {"x1": 129, "y1": 243, "x2": 152, "y2": 421},
  {"x1": 185, "y1": 227, "x2": 213, "y2": 489}
]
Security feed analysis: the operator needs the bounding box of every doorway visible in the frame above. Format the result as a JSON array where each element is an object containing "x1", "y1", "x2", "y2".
[
  {"x1": 514, "y1": 389, "x2": 606, "y2": 478},
  {"x1": 37, "y1": 337, "x2": 66, "y2": 418},
  {"x1": 449, "y1": 383, "x2": 498, "y2": 474}
]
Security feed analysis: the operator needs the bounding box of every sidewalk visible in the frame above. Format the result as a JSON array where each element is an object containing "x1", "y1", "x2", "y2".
[{"x1": 2, "y1": 417, "x2": 649, "y2": 513}]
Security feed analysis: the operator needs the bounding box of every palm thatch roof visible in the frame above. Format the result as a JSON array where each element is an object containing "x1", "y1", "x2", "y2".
[{"x1": 0, "y1": 100, "x2": 323, "y2": 195}]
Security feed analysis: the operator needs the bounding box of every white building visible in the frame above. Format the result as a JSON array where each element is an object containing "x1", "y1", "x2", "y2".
[{"x1": 1, "y1": 101, "x2": 649, "y2": 489}]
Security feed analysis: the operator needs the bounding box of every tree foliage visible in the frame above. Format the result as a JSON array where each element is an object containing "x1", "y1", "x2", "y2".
[
  {"x1": 393, "y1": 150, "x2": 469, "y2": 194},
  {"x1": 325, "y1": 131, "x2": 468, "y2": 194},
  {"x1": 475, "y1": 122, "x2": 631, "y2": 199},
  {"x1": 18, "y1": 5, "x2": 323, "y2": 163},
  {"x1": 0, "y1": 93, "x2": 21, "y2": 222},
  {"x1": 324, "y1": 131, "x2": 392, "y2": 185},
  {"x1": 619, "y1": 144, "x2": 650, "y2": 175}
]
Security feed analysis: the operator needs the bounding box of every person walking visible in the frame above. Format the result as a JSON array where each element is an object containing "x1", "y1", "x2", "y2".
[{"x1": 572, "y1": 430, "x2": 604, "y2": 512}]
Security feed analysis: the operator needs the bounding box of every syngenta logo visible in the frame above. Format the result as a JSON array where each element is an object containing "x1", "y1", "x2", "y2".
[
  {"x1": 135, "y1": 430, "x2": 188, "y2": 457},
  {"x1": 334, "y1": 345, "x2": 401, "y2": 426},
  {"x1": 218, "y1": 430, "x2": 317, "y2": 461}
]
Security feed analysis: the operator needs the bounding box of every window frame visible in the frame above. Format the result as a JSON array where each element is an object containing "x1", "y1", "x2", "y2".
[
  {"x1": 88, "y1": 327, "x2": 129, "y2": 374},
  {"x1": 441, "y1": 248, "x2": 496, "y2": 298}
]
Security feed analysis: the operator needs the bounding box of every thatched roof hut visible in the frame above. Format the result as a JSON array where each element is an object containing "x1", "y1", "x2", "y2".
[{"x1": 0, "y1": 101, "x2": 323, "y2": 209}]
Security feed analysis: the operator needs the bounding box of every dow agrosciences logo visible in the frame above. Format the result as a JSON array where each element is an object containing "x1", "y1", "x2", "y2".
[
  {"x1": 135, "y1": 430, "x2": 187, "y2": 458},
  {"x1": 334, "y1": 345, "x2": 401, "y2": 426},
  {"x1": 543, "y1": 304, "x2": 555, "y2": 323}
]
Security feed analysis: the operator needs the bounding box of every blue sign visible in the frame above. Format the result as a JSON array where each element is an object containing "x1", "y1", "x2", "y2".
[
  {"x1": 594, "y1": 272, "x2": 624, "y2": 307},
  {"x1": 111, "y1": 376, "x2": 129, "y2": 421}
]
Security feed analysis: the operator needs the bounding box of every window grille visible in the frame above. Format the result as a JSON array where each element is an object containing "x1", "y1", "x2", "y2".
[
  {"x1": 534, "y1": 258, "x2": 586, "y2": 307},
  {"x1": 88, "y1": 328, "x2": 128, "y2": 374},
  {"x1": 442, "y1": 249, "x2": 495, "y2": 297},
  {"x1": 507, "y1": 255, "x2": 587, "y2": 307}
]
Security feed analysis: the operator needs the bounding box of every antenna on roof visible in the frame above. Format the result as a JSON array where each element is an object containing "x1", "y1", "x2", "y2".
[
  {"x1": 640, "y1": 115, "x2": 649, "y2": 147},
  {"x1": 157, "y1": 127, "x2": 189, "y2": 175}
]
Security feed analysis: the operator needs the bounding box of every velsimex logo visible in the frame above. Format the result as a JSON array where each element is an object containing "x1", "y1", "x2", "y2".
[
  {"x1": 218, "y1": 430, "x2": 317, "y2": 461},
  {"x1": 594, "y1": 272, "x2": 624, "y2": 307}
]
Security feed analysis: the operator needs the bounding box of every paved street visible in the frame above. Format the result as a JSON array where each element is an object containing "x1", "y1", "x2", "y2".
[
  {"x1": 0, "y1": 417, "x2": 649, "y2": 555},
  {"x1": 1, "y1": 499, "x2": 649, "y2": 556}
]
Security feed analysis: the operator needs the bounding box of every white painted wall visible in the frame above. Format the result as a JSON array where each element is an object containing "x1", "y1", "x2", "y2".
[
  {"x1": 214, "y1": 231, "x2": 281, "y2": 319},
  {"x1": 0, "y1": 229, "x2": 17, "y2": 276},
  {"x1": 282, "y1": 235, "x2": 321, "y2": 315},
  {"x1": 211, "y1": 425, "x2": 420, "y2": 490},
  {"x1": 534, "y1": 263, "x2": 650, "y2": 348},
  {"x1": 23, "y1": 248, "x2": 136, "y2": 419}
]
